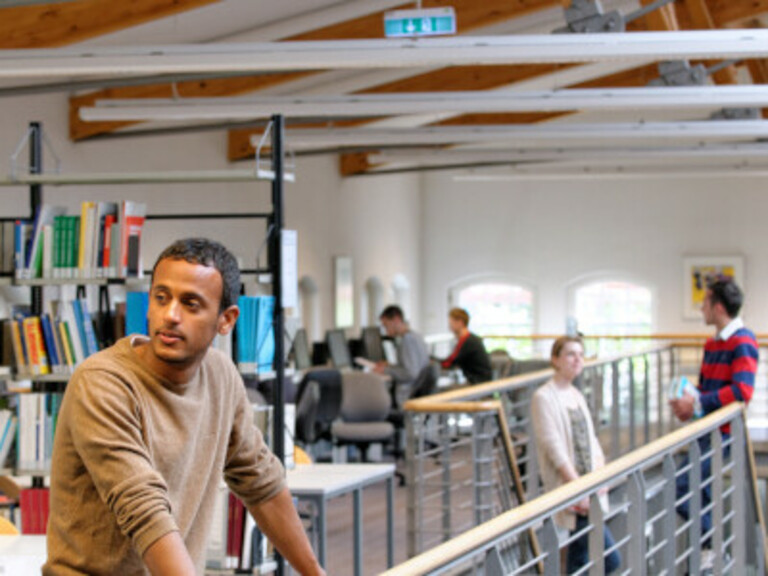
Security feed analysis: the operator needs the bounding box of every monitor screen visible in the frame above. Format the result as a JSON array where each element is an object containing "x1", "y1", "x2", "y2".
[
  {"x1": 291, "y1": 328, "x2": 312, "y2": 371},
  {"x1": 326, "y1": 329, "x2": 352, "y2": 369},
  {"x1": 361, "y1": 326, "x2": 384, "y2": 363}
]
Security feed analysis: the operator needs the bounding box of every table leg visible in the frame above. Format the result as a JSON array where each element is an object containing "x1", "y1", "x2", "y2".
[
  {"x1": 386, "y1": 476, "x2": 395, "y2": 568},
  {"x1": 316, "y1": 496, "x2": 327, "y2": 570},
  {"x1": 353, "y1": 488, "x2": 363, "y2": 576}
]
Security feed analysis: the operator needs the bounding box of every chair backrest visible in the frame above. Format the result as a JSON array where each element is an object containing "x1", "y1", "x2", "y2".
[
  {"x1": 295, "y1": 380, "x2": 321, "y2": 445},
  {"x1": 296, "y1": 369, "x2": 343, "y2": 435},
  {"x1": 489, "y1": 349, "x2": 512, "y2": 380},
  {"x1": 339, "y1": 372, "x2": 391, "y2": 423},
  {"x1": 410, "y1": 362, "x2": 440, "y2": 399}
]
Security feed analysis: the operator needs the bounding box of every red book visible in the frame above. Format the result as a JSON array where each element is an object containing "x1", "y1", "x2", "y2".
[
  {"x1": 19, "y1": 488, "x2": 49, "y2": 534},
  {"x1": 102, "y1": 214, "x2": 115, "y2": 269}
]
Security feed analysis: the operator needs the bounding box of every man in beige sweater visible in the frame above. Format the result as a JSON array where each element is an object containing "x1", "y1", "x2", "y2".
[{"x1": 44, "y1": 238, "x2": 324, "y2": 576}]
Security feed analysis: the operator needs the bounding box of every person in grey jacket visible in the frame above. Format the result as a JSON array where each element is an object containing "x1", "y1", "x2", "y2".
[{"x1": 374, "y1": 305, "x2": 429, "y2": 399}]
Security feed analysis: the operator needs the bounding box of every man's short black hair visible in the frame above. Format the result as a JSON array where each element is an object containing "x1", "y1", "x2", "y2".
[
  {"x1": 708, "y1": 278, "x2": 743, "y2": 318},
  {"x1": 380, "y1": 305, "x2": 405, "y2": 321},
  {"x1": 152, "y1": 238, "x2": 241, "y2": 312}
]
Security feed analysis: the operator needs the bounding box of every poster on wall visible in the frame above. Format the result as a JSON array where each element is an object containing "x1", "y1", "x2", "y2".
[
  {"x1": 682, "y1": 256, "x2": 744, "y2": 320},
  {"x1": 334, "y1": 256, "x2": 354, "y2": 328}
]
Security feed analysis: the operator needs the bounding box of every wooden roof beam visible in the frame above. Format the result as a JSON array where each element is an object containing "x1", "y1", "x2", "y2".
[
  {"x1": 71, "y1": 0, "x2": 564, "y2": 141},
  {"x1": 0, "y1": 0, "x2": 220, "y2": 49}
]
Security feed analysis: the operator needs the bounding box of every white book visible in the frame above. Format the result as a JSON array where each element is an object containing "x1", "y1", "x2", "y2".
[
  {"x1": 26, "y1": 205, "x2": 65, "y2": 279},
  {"x1": 81, "y1": 204, "x2": 97, "y2": 279},
  {"x1": 60, "y1": 305, "x2": 85, "y2": 368},
  {"x1": 42, "y1": 225, "x2": 54, "y2": 279}
]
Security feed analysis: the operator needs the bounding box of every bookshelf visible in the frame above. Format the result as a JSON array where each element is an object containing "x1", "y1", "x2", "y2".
[{"x1": 0, "y1": 119, "x2": 293, "y2": 573}]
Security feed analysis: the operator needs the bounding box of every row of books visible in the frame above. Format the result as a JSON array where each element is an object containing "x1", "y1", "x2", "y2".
[
  {"x1": 17, "y1": 393, "x2": 60, "y2": 474},
  {"x1": 0, "y1": 411, "x2": 16, "y2": 472},
  {"x1": 14, "y1": 200, "x2": 147, "y2": 280},
  {"x1": 207, "y1": 484, "x2": 268, "y2": 570},
  {"x1": 3, "y1": 301, "x2": 100, "y2": 377},
  {"x1": 236, "y1": 296, "x2": 275, "y2": 374}
]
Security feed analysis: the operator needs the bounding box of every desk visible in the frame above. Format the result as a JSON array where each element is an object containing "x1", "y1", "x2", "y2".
[
  {"x1": 0, "y1": 535, "x2": 46, "y2": 572},
  {"x1": 286, "y1": 463, "x2": 395, "y2": 576}
]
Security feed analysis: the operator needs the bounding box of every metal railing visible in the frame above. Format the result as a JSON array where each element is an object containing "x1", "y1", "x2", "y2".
[
  {"x1": 403, "y1": 345, "x2": 679, "y2": 558},
  {"x1": 386, "y1": 403, "x2": 768, "y2": 575}
]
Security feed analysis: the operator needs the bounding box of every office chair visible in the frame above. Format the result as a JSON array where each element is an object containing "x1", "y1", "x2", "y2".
[
  {"x1": 294, "y1": 369, "x2": 343, "y2": 450},
  {"x1": 295, "y1": 381, "x2": 321, "y2": 447},
  {"x1": 331, "y1": 372, "x2": 395, "y2": 462},
  {"x1": 389, "y1": 363, "x2": 440, "y2": 485}
]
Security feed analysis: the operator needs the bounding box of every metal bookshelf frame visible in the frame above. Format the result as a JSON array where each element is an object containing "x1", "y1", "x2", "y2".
[{"x1": 2, "y1": 119, "x2": 292, "y2": 574}]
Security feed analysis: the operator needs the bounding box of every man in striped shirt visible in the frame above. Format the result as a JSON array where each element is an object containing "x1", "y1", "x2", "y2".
[{"x1": 671, "y1": 278, "x2": 758, "y2": 572}]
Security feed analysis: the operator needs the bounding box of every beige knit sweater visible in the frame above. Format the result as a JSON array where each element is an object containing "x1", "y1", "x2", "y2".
[{"x1": 43, "y1": 337, "x2": 285, "y2": 575}]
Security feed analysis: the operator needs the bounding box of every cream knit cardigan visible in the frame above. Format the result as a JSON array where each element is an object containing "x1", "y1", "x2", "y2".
[{"x1": 531, "y1": 379, "x2": 609, "y2": 531}]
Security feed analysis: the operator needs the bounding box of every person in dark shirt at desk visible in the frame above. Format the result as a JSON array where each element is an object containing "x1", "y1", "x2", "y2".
[{"x1": 440, "y1": 308, "x2": 492, "y2": 384}]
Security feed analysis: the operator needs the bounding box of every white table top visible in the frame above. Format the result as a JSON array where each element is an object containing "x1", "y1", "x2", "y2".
[
  {"x1": 286, "y1": 463, "x2": 395, "y2": 498},
  {"x1": 0, "y1": 535, "x2": 47, "y2": 572}
]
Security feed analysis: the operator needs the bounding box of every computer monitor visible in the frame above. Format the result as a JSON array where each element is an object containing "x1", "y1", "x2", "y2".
[
  {"x1": 361, "y1": 326, "x2": 385, "y2": 363},
  {"x1": 291, "y1": 328, "x2": 312, "y2": 372},
  {"x1": 326, "y1": 329, "x2": 352, "y2": 369}
]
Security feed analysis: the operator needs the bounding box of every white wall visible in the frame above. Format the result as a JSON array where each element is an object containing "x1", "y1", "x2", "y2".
[
  {"x1": 0, "y1": 94, "x2": 423, "y2": 340},
  {"x1": 420, "y1": 170, "x2": 768, "y2": 336}
]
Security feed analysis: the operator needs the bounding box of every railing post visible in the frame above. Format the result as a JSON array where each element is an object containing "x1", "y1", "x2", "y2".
[
  {"x1": 472, "y1": 412, "x2": 495, "y2": 527},
  {"x1": 656, "y1": 350, "x2": 664, "y2": 438},
  {"x1": 661, "y1": 454, "x2": 677, "y2": 574},
  {"x1": 629, "y1": 357, "x2": 637, "y2": 451},
  {"x1": 588, "y1": 495, "x2": 605, "y2": 576},
  {"x1": 626, "y1": 471, "x2": 647, "y2": 576},
  {"x1": 440, "y1": 413, "x2": 453, "y2": 543},
  {"x1": 611, "y1": 361, "x2": 621, "y2": 460},
  {"x1": 688, "y1": 438, "x2": 702, "y2": 574},
  {"x1": 523, "y1": 386, "x2": 539, "y2": 502},
  {"x1": 711, "y1": 430, "x2": 725, "y2": 575},
  {"x1": 643, "y1": 355, "x2": 650, "y2": 444},
  {"x1": 730, "y1": 415, "x2": 747, "y2": 575},
  {"x1": 539, "y1": 517, "x2": 561, "y2": 576},
  {"x1": 406, "y1": 412, "x2": 422, "y2": 558}
]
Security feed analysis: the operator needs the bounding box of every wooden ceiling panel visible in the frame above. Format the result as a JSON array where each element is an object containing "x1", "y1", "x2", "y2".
[{"x1": 0, "y1": 0, "x2": 220, "y2": 49}]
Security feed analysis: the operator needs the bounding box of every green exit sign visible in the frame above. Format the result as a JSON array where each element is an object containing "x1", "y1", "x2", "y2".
[{"x1": 384, "y1": 7, "x2": 457, "y2": 38}]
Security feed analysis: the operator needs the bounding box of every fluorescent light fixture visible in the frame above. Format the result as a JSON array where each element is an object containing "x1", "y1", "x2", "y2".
[
  {"x1": 257, "y1": 121, "x2": 768, "y2": 150},
  {"x1": 80, "y1": 86, "x2": 768, "y2": 122},
  {"x1": 450, "y1": 166, "x2": 768, "y2": 181},
  {"x1": 367, "y1": 143, "x2": 768, "y2": 168},
  {"x1": 2, "y1": 30, "x2": 768, "y2": 81}
]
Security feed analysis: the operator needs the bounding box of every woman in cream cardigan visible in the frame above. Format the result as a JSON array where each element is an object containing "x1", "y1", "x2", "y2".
[{"x1": 531, "y1": 336, "x2": 620, "y2": 574}]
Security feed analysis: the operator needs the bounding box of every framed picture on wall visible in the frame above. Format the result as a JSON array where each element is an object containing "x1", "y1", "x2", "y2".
[
  {"x1": 682, "y1": 256, "x2": 744, "y2": 320},
  {"x1": 334, "y1": 256, "x2": 354, "y2": 328}
]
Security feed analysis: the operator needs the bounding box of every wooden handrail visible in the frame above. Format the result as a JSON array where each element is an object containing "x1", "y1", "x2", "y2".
[
  {"x1": 383, "y1": 404, "x2": 754, "y2": 576},
  {"x1": 428, "y1": 332, "x2": 768, "y2": 341},
  {"x1": 406, "y1": 344, "x2": 672, "y2": 413}
]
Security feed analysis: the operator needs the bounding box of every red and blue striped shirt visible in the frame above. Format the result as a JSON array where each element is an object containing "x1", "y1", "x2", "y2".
[{"x1": 699, "y1": 325, "x2": 758, "y2": 419}]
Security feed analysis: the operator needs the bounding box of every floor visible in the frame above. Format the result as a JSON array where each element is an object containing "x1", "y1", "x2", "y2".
[{"x1": 319, "y1": 476, "x2": 409, "y2": 576}]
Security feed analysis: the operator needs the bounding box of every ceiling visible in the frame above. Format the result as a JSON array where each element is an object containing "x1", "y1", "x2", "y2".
[{"x1": 0, "y1": 0, "x2": 767, "y2": 177}]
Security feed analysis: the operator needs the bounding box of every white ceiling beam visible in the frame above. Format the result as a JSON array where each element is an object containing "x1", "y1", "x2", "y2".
[
  {"x1": 449, "y1": 165, "x2": 768, "y2": 181},
  {"x1": 253, "y1": 121, "x2": 768, "y2": 150},
  {"x1": 367, "y1": 143, "x2": 768, "y2": 167},
  {"x1": 80, "y1": 85, "x2": 768, "y2": 122},
  {"x1": 2, "y1": 30, "x2": 768, "y2": 81}
]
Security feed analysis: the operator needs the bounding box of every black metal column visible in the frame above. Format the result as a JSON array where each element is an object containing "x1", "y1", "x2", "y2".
[
  {"x1": 29, "y1": 122, "x2": 43, "y2": 318},
  {"x1": 269, "y1": 114, "x2": 286, "y2": 576}
]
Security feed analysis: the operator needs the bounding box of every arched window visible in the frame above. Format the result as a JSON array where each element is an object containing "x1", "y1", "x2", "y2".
[
  {"x1": 451, "y1": 281, "x2": 535, "y2": 358},
  {"x1": 298, "y1": 275, "x2": 321, "y2": 343},
  {"x1": 572, "y1": 279, "x2": 654, "y2": 356}
]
